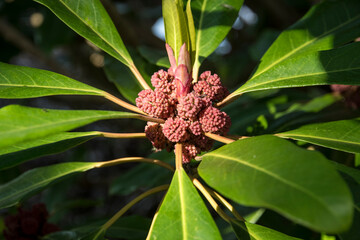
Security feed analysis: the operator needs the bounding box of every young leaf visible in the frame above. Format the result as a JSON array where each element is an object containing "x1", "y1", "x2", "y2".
[
  {"x1": 0, "y1": 132, "x2": 101, "y2": 170},
  {"x1": 231, "y1": 220, "x2": 300, "y2": 240},
  {"x1": 192, "y1": 0, "x2": 243, "y2": 79},
  {"x1": 0, "y1": 162, "x2": 100, "y2": 209},
  {"x1": 162, "y1": 0, "x2": 190, "y2": 61},
  {"x1": 34, "y1": 0, "x2": 133, "y2": 67},
  {"x1": 234, "y1": 42, "x2": 360, "y2": 95},
  {"x1": 147, "y1": 168, "x2": 221, "y2": 240},
  {"x1": 230, "y1": 0, "x2": 360, "y2": 97},
  {"x1": 198, "y1": 135, "x2": 353, "y2": 233},
  {"x1": 0, "y1": 105, "x2": 137, "y2": 149},
  {"x1": 0, "y1": 62, "x2": 104, "y2": 98},
  {"x1": 277, "y1": 118, "x2": 360, "y2": 154}
]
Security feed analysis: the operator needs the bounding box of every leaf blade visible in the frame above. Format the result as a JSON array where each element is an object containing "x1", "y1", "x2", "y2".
[
  {"x1": 198, "y1": 135, "x2": 353, "y2": 233},
  {"x1": 0, "y1": 162, "x2": 99, "y2": 209},
  {"x1": 231, "y1": 0, "x2": 360, "y2": 96},
  {"x1": 34, "y1": 0, "x2": 133, "y2": 66},
  {"x1": 0, "y1": 63, "x2": 104, "y2": 98},
  {"x1": 0, "y1": 132, "x2": 101, "y2": 170},
  {"x1": 147, "y1": 168, "x2": 221, "y2": 240},
  {"x1": 277, "y1": 118, "x2": 360, "y2": 154},
  {"x1": 192, "y1": 0, "x2": 243, "y2": 77},
  {"x1": 0, "y1": 105, "x2": 137, "y2": 149}
]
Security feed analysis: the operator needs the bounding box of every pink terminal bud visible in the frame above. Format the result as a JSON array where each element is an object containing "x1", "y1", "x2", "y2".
[
  {"x1": 182, "y1": 143, "x2": 200, "y2": 164},
  {"x1": 136, "y1": 89, "x2": 175, "y2": 119},
  {"x1": 145, "y1": 122, "x2": 167, "y2": 151},
  {"x1": 178, "y1": 43, "x2": 191, "y2": 73},
  {"x1": 199, "y1": 106, "x2": 231, "y2": 135},
  {"x1": 151, "y1": 69, "x2": 175, "y2": 95},
  {"x1": 175, "y1": 64, "x2": 192, "y2": 98},
  {"x1": 177, "y1": 92, "x2": 203, "y2": 120},
  {"x1": 166, "y1": 43, "x2": 177, "y2": 76},
  {"x1": 163, "y1": 117, "x2": 190, "y2": 142}
]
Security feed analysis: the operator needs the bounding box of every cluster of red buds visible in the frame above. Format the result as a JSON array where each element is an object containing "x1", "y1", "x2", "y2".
[
  {"x1": 331, "y1": 84, "x2": 360, "y2": 109},
  {"x1": 136, "y1": 44, "x2": 231, "y2": 163},
  {"x1": 3, "y1": 203, "x2": 60, "y2": 240}
]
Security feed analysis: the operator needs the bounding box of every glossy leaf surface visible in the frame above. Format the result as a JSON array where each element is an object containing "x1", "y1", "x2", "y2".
[
  {"x1": 34, "y1": 0, "x2": 133, "y2": 66},
  {"x1": 0, "y1": 105, "x2": 136, "y2": 149},
  {"x1": 0, "y1": 162, "x2": 100, "y2": 209},
  {"x1": 162, "y1": 0, "x2": 190, "y2": 60},
  {"x1": 235, "y1": 42, "x2": 360, "y2": 94},
  {"x1": 0, "y1": 132, "x2": 100, "y2": 170},
  {"x1": 231, "y1": 221, "x2": 300, "y2": 240},
  {"x1": 232, "y1": 0, "x2": 360, "y2": 96},
  {"x1": 0, "y1": 63, "x2": 103, "y2": 98},
  {"x1": 198, "y1": 135, "x2": 353, "y2": 233},
  {"x1": 277, "y1": 118, "x2": 360, "y2": 154},
  {"x1": 147, "y1": 168, "x2": 221, "y2": 240},
  {"x1": 192, "y1": 0, "x2": 243, "y2": 77}
]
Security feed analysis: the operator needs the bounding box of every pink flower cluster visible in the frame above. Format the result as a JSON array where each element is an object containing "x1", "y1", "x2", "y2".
[{"x1": 136, "y1": 69, "x2": 231, "y2": 163}]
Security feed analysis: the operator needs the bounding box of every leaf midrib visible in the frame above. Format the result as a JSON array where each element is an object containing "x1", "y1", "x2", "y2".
[
  {"x1": 249, "y1": 14, "x2": 360, "y2": 81},
  {"x1": 239, "y1": 66, "x2": 360, "y2": 93},
  {"x1": 56, "y1": 0, "x2": 131, "y2": 65},
  {"x1": 206, "y1": 152, "x2": 339, "y2": 221},
  {"x1": 0, "y1": 83, "x2": 103, "y2": 94},
  {"x1": 178, "y1": 170, "x2": 187, "y2": 239},
  {"x1": 0, "y1": 164, "x2": 94, "y2": 206}
]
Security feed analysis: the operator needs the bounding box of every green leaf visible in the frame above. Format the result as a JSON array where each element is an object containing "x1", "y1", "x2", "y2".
[
  {"x1": 163, "y1": 0, "x2": 190, "y2": 60},
  {"x1": 0, "y1": 63, "x2": 104, "y2": 98},
  {"x1": 192, "y1": 0, "x2": 243, "y2": 77},
  {"x1": 333, "y1": 162, "x2": 360, "y2": 185},
  {"x1": 198, "y1": 135, "x2": 353, "y2": 233},
  {"x1": 0, "y1": 132, "x2": 100, "y2": 170},
  {"x1": 0, "y1": 161, "x2": 100, "y2": 209},
  {"x1": 147, "y1": 168, "x2": 221, "y2": 240},
  {"x1": 277, "y1": 118, "x2": 360, "y2": 154},
  {"x1": 186, "y1": 0, "x2": 196, "y2": 64},
  {"x1": 232, "y1": 0, "x2": 360, "y2": 96},
  {"x1": 234, "y1": 42, "x2": 360, "y2": 95},
  {"x1": 34, "y1": 0, "x2": 133, "y2": 66},
  {"x1": 0, "y1": 105, "x2": 137, "y2": 149},
  {"x1": 231, "y1": 220, "x2": 300, "y2": 240}
]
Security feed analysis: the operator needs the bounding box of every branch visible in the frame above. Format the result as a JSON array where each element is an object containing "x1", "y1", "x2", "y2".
[
  {"x1": 99, "y1": 132, "x2": 146, "y2": 139},
  {"x1": 103, "y1": 92, "x2": 144, "y2": 114},
  {"x1": 205, "y1": 133, "x2": 235, "y2": 144},
  {"x1": 175, "y1": 143, "x2": 183, "y2": 170},
  {"x1": 192, "y1": 178, "x2": 234, "y2": 223},
  {"x1": 94, "y1": 184, "x2": 169, "y2": 238},
  {"x1": 95, "y1": 157, "x2": 175, "y2": 172},
  {"x1": 215, "y1": 92, "x2": 242, "y2": 108}
]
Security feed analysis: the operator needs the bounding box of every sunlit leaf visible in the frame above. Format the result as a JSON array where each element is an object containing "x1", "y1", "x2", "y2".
[
  {"x1": 147, "y1": 168, "x2": 221, "y2": 240},
  {"x1": 34, "y1": 0, "x2": 133, "y2": 66},
  {"x1": 231, "y1": 0, "x2": 360, "y2": 96},
  {"x1": 199, "y1": 135, "x2": 353, "y2": 233},
  {"x1": 0, "y1": 62, "x2": 103, "y2": 98},
  {"x1": 192, "y1": 0, "x2": 243, "y2": 78},
  {"x1": 277, "y1": 118, "x2": 360, "y2": 154},
  {"x1": 0, "y1": 105, "x2": 136, "y2": 149},
  {"x1": 162, "y1": 0, "x2": 190, "y2": 60}
]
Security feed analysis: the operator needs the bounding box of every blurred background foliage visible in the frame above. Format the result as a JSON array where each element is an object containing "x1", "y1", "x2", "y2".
[{"x1": 0, "y1": 0, "x2": 359, "y2": 239}]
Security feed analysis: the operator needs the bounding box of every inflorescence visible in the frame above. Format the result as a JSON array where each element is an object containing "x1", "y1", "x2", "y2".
[{"x1": 136, "y1": 44, "x2": 231, "y2": 163}]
